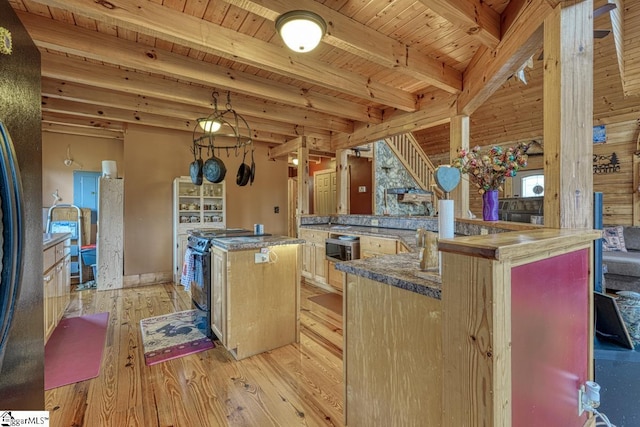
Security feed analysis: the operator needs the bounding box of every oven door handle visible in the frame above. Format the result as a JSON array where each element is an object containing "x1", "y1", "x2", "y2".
[{"x1": 187, "y1": 247, "x2": 210, "y2": 256}]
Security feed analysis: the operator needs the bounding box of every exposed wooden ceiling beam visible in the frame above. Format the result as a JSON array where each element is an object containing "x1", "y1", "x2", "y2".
[
  {"x1": 41, "y1": 97, "x2": 300, "y2": 145},
  {"x1": 268, "y1": 137, "x2": 303, "y2": 160},
  {"x1": 42, "y1": 112, "x2": 126, "y2": 132},
  {"x1": 222, "y1": 0, "x2": 463, "y2": 94},
  {"x1": 418, "y1": 0, "x2": 501, "y2": 48},
  {"x1": 42, "y1": 122, "x2": 124, "y2": 140},
  {"x1": 20, "y1": 13, "x2": 379, "y2": 126},
  {"x1": 26, "y1": 0, "x2": 418, "y2": 111},
  {"x1": 331, "y1": 92, "x2": 457, "y2": 150},
  {"x1": 40, "y1": 73, "x2": 349, "y2": 137},
  {"x1": 457, "y1": 0, "x2": 552, "y2": 115}
]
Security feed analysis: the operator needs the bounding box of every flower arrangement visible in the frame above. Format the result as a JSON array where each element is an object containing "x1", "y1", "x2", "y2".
[{"x1": 452, "y1": 142, "x2": 529, "y2": 194}]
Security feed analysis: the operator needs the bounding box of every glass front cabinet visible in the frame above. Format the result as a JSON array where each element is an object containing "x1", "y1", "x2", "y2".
[{"x1": 172, "y1": 177, "x2": 226, "y2": 283}]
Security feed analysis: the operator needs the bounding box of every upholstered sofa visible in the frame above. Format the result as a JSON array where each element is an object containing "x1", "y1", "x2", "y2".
[{"x1": 602, "y1": 226, "x2": 640, "y2": 293}]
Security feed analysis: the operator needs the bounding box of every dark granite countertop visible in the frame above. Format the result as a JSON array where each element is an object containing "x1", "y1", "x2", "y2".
[
  {"x1": 301, "y1": 223, "x2": 441, "y2": 297},
  {"x1": 302, "y1": 216, "x2": 541, "y2": 299},
  {"x1": 211, "y1": 235, "x2": 304, "y2": 251},
  {"x1": 300, "y1": 224, "x2": 419, "y2": 252},
  {"x1": 335, "y1": 252, "x2": 441, "y2": 299},
  {"x1": 43, "y1": 232, "x2": 72, "y2": 251}
]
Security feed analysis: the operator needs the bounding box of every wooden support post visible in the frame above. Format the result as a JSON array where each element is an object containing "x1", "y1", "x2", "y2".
[
  {"x1": 336, "y1": 149, "x2": 349, "y2": 214},
  {"x1": 450, "y1": 115, "x2": 470, "y2": 218},
  {"x1": 543, "y1": 0, "x2": 594, "y2": 229},
  {"x1": 297, "y1": 139, "x2": 310, "y2": 229},
  {"x1": 97, "y1": 177, "x2": 124, "y2": 290}
]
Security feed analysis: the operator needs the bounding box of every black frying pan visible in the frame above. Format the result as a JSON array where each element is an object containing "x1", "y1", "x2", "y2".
[
  {"x1": 236, "y1": 147, "x2": 251, "y2": 186},
  {"x1": 189, "y1": 145, "x2": 203, "y2": 185},
  {"x1": 250, "y1": 148, "x2": 255, "y2": 185},
  {"x1": 203, "y1": 144, "x2": 227, "y2": 183}
]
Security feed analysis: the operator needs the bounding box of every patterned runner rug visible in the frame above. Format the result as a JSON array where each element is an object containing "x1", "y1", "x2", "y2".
[{"x1": 140, "y1": 309, "x2": 214, "y2": 366}]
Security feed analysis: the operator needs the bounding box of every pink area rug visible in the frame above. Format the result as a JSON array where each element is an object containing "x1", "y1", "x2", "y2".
[
  {"x1": 140, "y1": 309, "x2": 214, "y2": 366},
  {"x1": 45, "y1": 312, "x2": 109, "y2": 390}
]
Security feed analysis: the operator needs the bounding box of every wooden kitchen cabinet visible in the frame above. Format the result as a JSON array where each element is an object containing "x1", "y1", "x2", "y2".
[
  {"x1": 327, "y1": 261, "x2": 344, "y2": 292},
  {"x1": 63, "y1": 254, "x2": 71, "y2": 308},
  {"x1": 210, "y1": 244, "x2": 300, "y2": 360},
  {"x1": 44, "y1": 238, "x2": 71, "y2": 342},
  {"x1": 299, "y1": 229, "x2": 328, "y2": 286},
  {"x1": 172, "y1": 177, "x2": 226, "y2": 283},
  {"x1": 359, "y1": 235, "x2": 397, "y2": 258},
  {"x1": 43, "y1": 269, "x2": 56, "y2": 340}
]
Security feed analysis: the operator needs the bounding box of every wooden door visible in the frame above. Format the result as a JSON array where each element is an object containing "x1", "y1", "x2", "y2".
[
  {"x1": 314, "y1": 170, "x2": 336, "y2": 215},
  {"x1": 73, "y1": 170, "x2": 101, "y2": 224}
]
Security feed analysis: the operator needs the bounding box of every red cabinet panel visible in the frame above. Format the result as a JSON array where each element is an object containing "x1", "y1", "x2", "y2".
[{"x1": 511, "y1": 249, "x2": 589, "y2": 426}]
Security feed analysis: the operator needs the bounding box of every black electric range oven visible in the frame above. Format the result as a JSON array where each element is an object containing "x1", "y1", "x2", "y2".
[{"x1": 186, "y1": 228, "x2": 262, "y2": 338}]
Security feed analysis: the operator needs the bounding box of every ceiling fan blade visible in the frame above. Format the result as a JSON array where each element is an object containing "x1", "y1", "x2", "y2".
[
  {"x1": 594, "y1": 3, "x2": 616, "y2": 19},
  {"x1": 535, "y1": 4, "x2": 615, "y2": 61}
]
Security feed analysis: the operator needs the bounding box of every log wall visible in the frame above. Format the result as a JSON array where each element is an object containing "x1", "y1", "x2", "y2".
[{"x1": 419, "y1": 18, "x2": 640, "y2": 226}]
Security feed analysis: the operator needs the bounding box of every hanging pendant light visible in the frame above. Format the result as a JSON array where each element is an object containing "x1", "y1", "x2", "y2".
[
  {"x1": 276, "y1": 10, "x2": 327, "y2": 53},
  {"x1": 194, "y1": 91, "x2": 252, "y2": 148}
]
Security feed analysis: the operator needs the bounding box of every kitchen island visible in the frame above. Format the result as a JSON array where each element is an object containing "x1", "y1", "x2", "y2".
[
  {"x1": 210, "y1": 234, "x2": 304, "y2": 360},
  {"x1": 335, "y1": 227, "x2": 601, "y2": 427}
]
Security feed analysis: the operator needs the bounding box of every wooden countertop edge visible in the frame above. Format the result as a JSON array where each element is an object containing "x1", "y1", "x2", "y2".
[
  {"x1": 438, "y1": 228, "x2": 603, "y2": 261},
  {"x1": 211, "y1": 236, "x2": 304, "y2": 251},
  {"x1": 454, "y1": 217, "x2": 541, "y2": 231},
  {"x1": 43, "y1": 232, "x2": 72, "y2": 250}
]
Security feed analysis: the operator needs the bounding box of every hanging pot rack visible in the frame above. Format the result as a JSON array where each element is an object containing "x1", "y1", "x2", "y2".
[{"x1": 192, "y1": 91, "x2": 253, "y2": 158}]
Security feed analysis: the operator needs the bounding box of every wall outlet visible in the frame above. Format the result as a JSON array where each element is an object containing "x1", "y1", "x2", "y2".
[
  {"x1": 358, "y1": 186, "x2": 367, "y2": 193},
  {"x1": 254, "y1": 253, "x2": 268, "y2": 264},
  {"x1": 274, "y1": 206, "x2": 279, "y2": 213},
  {"x1": 371, "y1": 219, "x2": 379, "y2": 226}
]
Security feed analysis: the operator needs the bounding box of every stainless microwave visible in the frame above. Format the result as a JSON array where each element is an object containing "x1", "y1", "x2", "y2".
[{"x1": 325, "y1": 237, "x2": 360, "y2": 262}]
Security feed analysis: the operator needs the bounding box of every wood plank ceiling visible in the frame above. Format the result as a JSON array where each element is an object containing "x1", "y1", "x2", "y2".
[{"x1": 6, "y1": 0, "x2": 604, "y2": 154}]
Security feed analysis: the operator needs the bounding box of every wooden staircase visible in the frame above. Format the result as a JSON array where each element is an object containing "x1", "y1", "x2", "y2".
[{"x1": 384, "y1": 133, "x2": 444, "y2": 203}]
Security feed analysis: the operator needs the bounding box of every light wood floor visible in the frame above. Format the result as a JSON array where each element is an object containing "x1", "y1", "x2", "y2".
[{"x1": 46, "y1": 281, "x2": 344, "y2": 426}]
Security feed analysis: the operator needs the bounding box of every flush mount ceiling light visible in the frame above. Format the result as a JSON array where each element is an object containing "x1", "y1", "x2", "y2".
[{"x1": 275, "y1": 10, "x2": 327, "y2": 53}]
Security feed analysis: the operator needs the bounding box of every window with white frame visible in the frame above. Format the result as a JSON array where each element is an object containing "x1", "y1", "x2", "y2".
[{"x1": 521, "y1": 174, "x2": 544, "y2": 197}]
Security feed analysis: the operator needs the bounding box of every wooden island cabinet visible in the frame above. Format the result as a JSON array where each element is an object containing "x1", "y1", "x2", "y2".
[
  {"x1": 344, "y1": 272, "x2": 442, "y2": 426},
  {"x1": 210, "y1": 236, "x2": 302, "y2": 360}
]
